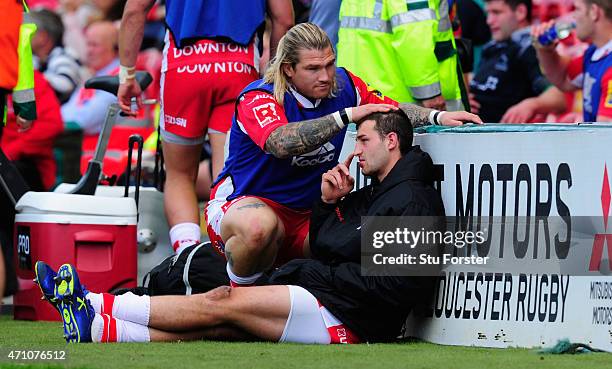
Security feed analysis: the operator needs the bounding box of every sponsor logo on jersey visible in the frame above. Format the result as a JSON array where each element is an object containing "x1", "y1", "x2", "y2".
[
  {"x1": 605, "y1": 80, "x2": 612, "y2": 108},
  {"x1": 246, "y1": 94, "x2": 274, "y2": 106},
  {"x1": 291, "y1": 142, "x2": 336, "y2": 167},
  {"x1": 366, "y1": 83, "x2": 385, "y2": 100},
  {"x1": 165, "y1": 114, "x2": 187, "y2": 127},
  {"x1": 252, "y1": 102, "x2": 281, "y2": 128}
]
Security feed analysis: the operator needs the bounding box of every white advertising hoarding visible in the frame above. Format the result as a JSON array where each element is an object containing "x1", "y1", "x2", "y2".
[{"x1": 341, "y1": 125, "x2": 612, "y2": 350}]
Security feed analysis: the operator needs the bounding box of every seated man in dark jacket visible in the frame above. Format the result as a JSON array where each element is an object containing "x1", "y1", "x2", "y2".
[{"x1": 37, "y1": 110, "x2": 445, "y2": 344}]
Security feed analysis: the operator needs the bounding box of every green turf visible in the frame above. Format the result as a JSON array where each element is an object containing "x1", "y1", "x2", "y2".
[{"x1": 0, "y1": 315, "x2": 609, "y2": 369}]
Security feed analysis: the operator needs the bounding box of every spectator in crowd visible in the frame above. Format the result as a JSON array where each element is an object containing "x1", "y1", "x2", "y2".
[
  {"x1": 118, "y1": 0, "x2": 294, "y2": 255},
  {"x1": 57, "y1": 0, "x2": 98, "y2": 63},
  {"x1": 531, "y1": 0, "x2": 612, "y2": 122},
  {"x1": 56, "y1": 0, "x2": 125, "y2": 63},
  {"x1": 337, "y1": 0, "x2": 468, "y2": 112},
  {"x1": 1, "y1": 71, "x2": 64, "y2": 191},
  {"x1": 469, "y1": 0, "x2": 567, "y2": 123},
  {"x1": 61, "y1": 21, "x2": 119, "y2": 136},
  {"x1": 38, "y1": 110, "x2": 445, "y2": 344},
  {"x1": 30, "y1": 9, "x2": 82, "y2": 104},
  {"x1": 205, "y1": 23, "x2": 479, "y2": 287}
]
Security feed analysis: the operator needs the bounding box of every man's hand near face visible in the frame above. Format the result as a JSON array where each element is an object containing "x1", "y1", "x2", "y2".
[{"x1": 321, "y1": 154, "x2": 355, "y2": 204}]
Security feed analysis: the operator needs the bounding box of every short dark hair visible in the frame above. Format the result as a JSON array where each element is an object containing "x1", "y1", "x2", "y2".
[
  {"x1": 586, "y1": 0, "x2": 612, "y2": 20},
  {"x1": 31, "y1": 9, "x2": 64, "y2": 47},
  {"x1": 357, "y1": 110, "x2": 414, "y2": 155},
  {"x1": 485, "y1": 0, "x2": 533, "y2": 22}
]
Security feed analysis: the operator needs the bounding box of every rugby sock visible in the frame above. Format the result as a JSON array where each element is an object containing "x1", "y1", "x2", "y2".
[
  {"x1": 86, "y1": 292, "x2": 116, "y2": 316},
  {"x1": 169, "y1": 222, "x2": 201, "y2": 254},
  {"x1": 85, "y1": 292, "x2": 103, "y2": 314},
  {"x1": 92, "y1": 313, "x2": 150, "y2": 343},
  {"x1": 86, "y1": 292, "x2": 150, "y2": 325},
  {"x1": 226, "y1": 264, "x2": 262, "y2": 287}
]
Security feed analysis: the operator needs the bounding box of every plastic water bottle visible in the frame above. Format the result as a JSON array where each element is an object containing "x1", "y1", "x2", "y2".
[{"x1": 536, "y1": 21, "x2": 576, "y2": 46}]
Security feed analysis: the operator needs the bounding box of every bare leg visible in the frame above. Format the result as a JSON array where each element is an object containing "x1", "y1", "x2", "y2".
[
  {"x1": 208, "y1": 132, "x2": 226, "y2": 182},
  {"x1": 149, "y1": 285, "x2": 290, "y2": 341},
  {"x1": 162, "y1": 141, "x2": 202, "y2": 227},
  {"x1": 221, "y1": 198, "x2": 285, "y2": 276},
  {"x1": 195, "y1": 160, "x2": 212, "y2": 201},
  {"x1": 149, "y1": 324, "x2": 259, "y2": 342}
]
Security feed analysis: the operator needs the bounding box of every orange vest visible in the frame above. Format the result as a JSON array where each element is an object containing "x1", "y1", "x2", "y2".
[{"x1": 0, "y1": 1, "x2": 22, "y2": 91}]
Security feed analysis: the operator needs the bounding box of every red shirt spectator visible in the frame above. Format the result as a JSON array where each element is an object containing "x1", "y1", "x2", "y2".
[{"x1": 2, "y1": 71, "x2": 63, "y2": 190}]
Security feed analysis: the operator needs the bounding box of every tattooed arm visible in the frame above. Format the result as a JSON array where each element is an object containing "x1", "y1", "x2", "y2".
[
  {"x1": 264, "y1": 103, "x2": 397, "y2": 159},
  {"x1": 263, "y1": 103, "x2": 481, "y2": 158},
  {"x1": 264, "y1": 114, "x2": 341, "y2": 158},
  {"x1": 398, "y1": 103, "x2": 433, "y2": 127},
  {"x1": 399, "y1": 102, "x2": 483, "y2": 127}
]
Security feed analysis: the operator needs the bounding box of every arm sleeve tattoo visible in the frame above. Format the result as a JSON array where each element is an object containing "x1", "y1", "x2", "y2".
[
  {"x1": 263, "y1": 103, "x2": 433, "y2": 158},
  {"x1": 264, "y1": 113, "x2": 342, "y2": 158},
  {"x1": 398, "y1": 103, "x2": 434, "y2": 127}
]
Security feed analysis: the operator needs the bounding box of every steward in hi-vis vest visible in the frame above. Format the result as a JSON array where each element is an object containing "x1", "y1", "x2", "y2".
[
  {"x1": 1, "y1": 0, "x2": 37, "y2": 125},
  {"x1": 337, "y1": 0, "x2": 467, "y2": 111}
]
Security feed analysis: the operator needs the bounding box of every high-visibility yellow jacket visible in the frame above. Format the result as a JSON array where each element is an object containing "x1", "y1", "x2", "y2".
[
  {"x1": 13, "y1": 1, "x2": 37, "y2": 121},
  {"x1": 337, "y1": 0, "x2": 466, "y2": 110}
]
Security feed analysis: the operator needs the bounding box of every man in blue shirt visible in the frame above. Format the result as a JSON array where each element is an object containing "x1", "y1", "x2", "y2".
[{"x1": 469, "y1": 0, "x2": 566, "y2": 123}]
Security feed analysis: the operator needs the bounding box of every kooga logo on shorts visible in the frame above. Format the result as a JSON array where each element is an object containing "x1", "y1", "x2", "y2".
[{"x1": 291, "y1": 142, "x2": 336, "y2": 167}]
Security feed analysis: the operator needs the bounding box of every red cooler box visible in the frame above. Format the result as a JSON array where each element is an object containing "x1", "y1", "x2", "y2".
[{"x1": 13, "y1": 192, "x2": 138, "y2": 321}]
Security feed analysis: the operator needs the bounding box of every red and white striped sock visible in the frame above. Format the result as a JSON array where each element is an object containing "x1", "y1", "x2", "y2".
[
  {"x1": 92, "y1": 313, "x2": 150, "y2": 343},
  {"x1": 87, "y1": 292, "x2": 150, "y2": 325},
  {"x1": 169, "y1": 223, "x2": 201, "y2": 254},
  {"x1": 85, "y1": 292, "x2": 113, "y2": 315}
]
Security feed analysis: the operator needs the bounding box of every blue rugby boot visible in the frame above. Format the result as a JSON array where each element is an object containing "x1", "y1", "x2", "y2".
[
  {"x1": 55, "y1": 264, "x2": 95, "y2": 343},
  {"x1": 54, "y1": 263, "x2": 89, "y2": 300},
  {"x1": 33, "y1": 261, "x2": 60, "y2": 311}
]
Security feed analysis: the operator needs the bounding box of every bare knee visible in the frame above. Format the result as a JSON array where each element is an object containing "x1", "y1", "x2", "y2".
[
  {"x1": 192, "y1": 286, "x2": 233, "y2": 324},
  {"x1": 205, "y1": 286, "x2": 232, "y2": 301},
  {"x1": 223, "y1": 208, "x2": 281, "y2": 254},
  {"x1": 244, "y1": 213, "x2": 279, "y2": 251}
]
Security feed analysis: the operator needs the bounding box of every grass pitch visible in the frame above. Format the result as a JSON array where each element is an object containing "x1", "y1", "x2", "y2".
[{"x1": 0, "y1": 315, "x2": 609, "y2": 369}]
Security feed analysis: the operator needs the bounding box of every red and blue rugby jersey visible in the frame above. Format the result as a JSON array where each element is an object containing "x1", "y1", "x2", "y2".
[{"x1": 213, "y1": 68, "x2": 397, "y2": 210}]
